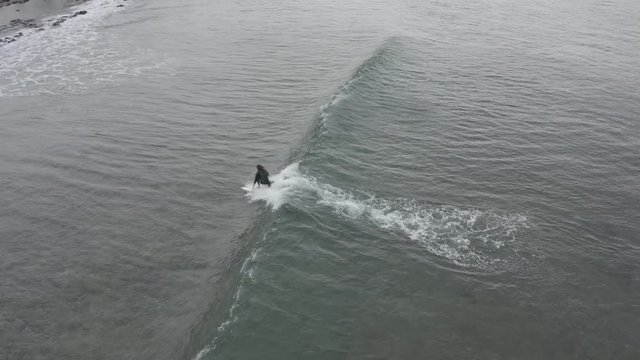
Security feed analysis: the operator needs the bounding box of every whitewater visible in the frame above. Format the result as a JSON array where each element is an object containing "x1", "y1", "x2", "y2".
[{"x1": 1, "y1": 0, "x2": 639, "y2": 359}]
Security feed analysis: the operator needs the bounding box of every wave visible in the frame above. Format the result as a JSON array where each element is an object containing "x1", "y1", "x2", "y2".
[
  {"x1": 183, "y1": 216, "x2": 271, "y2": 360},
  {"x1": 190, "y1": 42, "x2": 406, "y2": 360},
  {"x1": 312, "y1": 37, "x2": 399, "y2": 133},
  {"x1": 197, "y1": 159, "x2": 527, "y2": 359},
  {"x1": 194, "y1": 36, "x2": 526, "y2": 359},
  {"x1": 191, "y1": 246, "x2": 261, "y2": 360},
  {"x1": 243, "y1": 163, "x2": 529, "y2": 269}
]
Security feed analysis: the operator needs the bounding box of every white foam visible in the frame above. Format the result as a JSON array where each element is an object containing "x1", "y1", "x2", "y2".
[
  {"x1": 316, "y1": 66, "x2": 366, "y2": 133},
  {"x1": 240, "y1": 247, "x2": 261, "y2": 282},
  {"x1": 191, "y1": 244, "x2": 263, "y2": 360},
  {"x1": 366, "y1": 199, "x2": 528, "y2": 267},
  {"x1": 0, "y1": 0, "x2": 167, "y2": 97},
  {"x1": 243, "y1": 162, "x2": 529, "y2": 268},
  {"x1": 192, "y1": 345, "x2": 211, "y2": 360},
  {"x1": 242, "y1": 163, "x2": 315, "y2": 210}
]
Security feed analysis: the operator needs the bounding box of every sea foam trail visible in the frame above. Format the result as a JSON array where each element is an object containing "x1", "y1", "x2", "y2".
[{"x1": 243, "y1": 163, "x2": 529, "y2": 268}]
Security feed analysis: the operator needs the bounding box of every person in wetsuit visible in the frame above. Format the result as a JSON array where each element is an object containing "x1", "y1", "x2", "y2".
[{"x1": 253, "y1": 164, "x2": 271, "y2": 187}]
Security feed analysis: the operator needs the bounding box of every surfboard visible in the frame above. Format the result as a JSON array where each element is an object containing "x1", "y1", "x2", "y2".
[{"x1": 242, "y1": 181, "x2": 274, "y2": 192}]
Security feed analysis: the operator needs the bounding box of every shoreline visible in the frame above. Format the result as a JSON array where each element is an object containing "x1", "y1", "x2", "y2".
[{"x1": 0, "y1": 0, "x2": 125, "y2": 46}]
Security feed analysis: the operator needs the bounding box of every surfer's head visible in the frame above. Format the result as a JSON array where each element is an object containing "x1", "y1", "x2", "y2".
[{"x1": 257, "y1": 164, "x2": 264, "y2": 170}]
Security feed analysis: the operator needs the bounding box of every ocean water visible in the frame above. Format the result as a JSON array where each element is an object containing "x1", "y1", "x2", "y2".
[{"x1": 1, "y1": 0, "x2": 639, "y2": 359}]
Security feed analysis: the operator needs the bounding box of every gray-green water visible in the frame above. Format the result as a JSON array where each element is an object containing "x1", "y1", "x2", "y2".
[{"x1": 1, "y1": 0, "x2": 639, "y2": 359}]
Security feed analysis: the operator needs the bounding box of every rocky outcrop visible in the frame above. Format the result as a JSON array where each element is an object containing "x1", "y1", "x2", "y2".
[
  {"x1": 0, "y1": 0, "x2": 31, "y2": 9},
  {"x1": 0, "y1": 18, "x2": 43, "y2": 44},
  {"x1": 50, "y1": 9, "x2": 87, "y2": 27},
  {"x1": 0, "y1": 1, "x2": 127, "y2": 47}
]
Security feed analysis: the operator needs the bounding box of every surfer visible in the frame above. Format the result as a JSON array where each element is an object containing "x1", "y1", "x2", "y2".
[{"x1": 253, "y1": 164, "x2": 272, "y2": 187}]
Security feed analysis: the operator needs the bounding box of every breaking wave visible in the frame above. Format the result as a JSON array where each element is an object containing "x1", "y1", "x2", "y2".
[{"x1": 243, "y1": 163, "x2": 529, "y2": 269}]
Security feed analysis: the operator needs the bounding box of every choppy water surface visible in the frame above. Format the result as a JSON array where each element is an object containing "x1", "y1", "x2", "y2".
[{"x1": 1, "y1": 0, "x2": 639, "y2": 359}]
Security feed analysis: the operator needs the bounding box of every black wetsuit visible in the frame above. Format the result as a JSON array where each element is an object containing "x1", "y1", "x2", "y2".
[{"x1": 254, "y1": 167, "x2": 271, "y2": 187}]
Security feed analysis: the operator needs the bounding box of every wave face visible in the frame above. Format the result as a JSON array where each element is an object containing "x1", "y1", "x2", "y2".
[
  {"x1": 197, "y1": 13, "x2": 640, "y2": 357},
  {"x1": 198, "y1": 38, "x2": 542, "y2": 359}
]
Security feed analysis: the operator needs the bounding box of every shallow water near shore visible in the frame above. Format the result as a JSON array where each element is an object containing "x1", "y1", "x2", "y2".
[{"x1": 1, "y1": 0, "x2": 639, "y2": 359}]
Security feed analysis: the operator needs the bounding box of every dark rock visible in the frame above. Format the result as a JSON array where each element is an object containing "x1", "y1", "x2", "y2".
[
  {"x1": 51, "y1": 19, "x2": 66, "y2": 27},
  {"x1": 0, "y1": 0, "x2": 30, "y2": 10}
]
